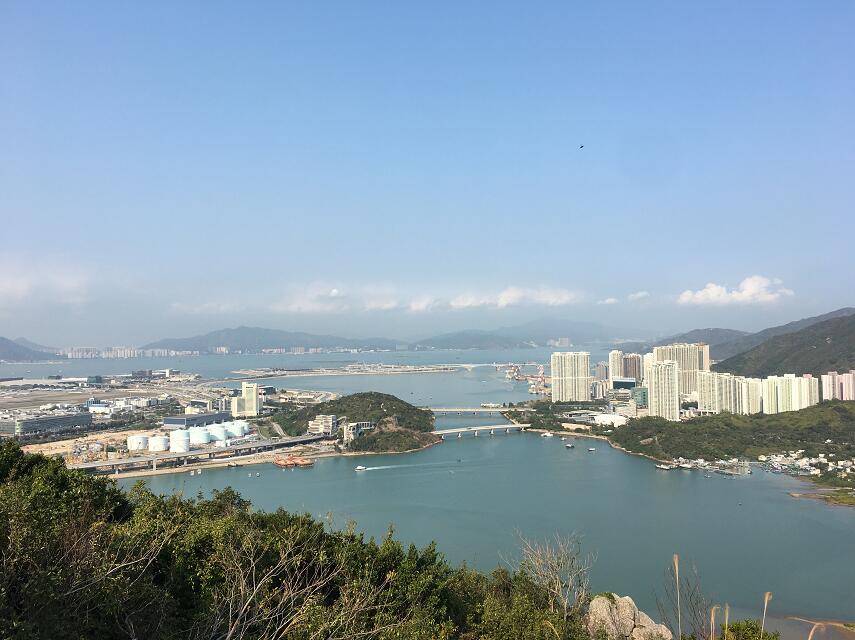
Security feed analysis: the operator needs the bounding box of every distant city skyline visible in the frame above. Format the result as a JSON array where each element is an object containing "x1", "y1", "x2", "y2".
[{"x1": 1, "y1": 2, "x2": 852, "y2": 344}]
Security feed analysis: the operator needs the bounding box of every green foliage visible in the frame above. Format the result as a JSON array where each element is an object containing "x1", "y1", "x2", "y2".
[
  {"x1": 0, "y1": 439, "x2": 617, "y2": 639},
  {"x1": 273, "y1": 392, "x2": 434, "y2": 438},
  {"x1": 610, "y1": 401, "x2": 855, "y2": 461},
  {"x1": 714, "y1": 314, "x2": 855, "y2": 376},
  {"x1": 349, "y1": 429, "x2": 440, "y2": 453},
  {"x1": 722, "y1": 619, "x2": 780, "y2": 640}
]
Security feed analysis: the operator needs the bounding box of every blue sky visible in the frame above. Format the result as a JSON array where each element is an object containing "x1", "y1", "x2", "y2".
[{"x1": 1, "y1": 2, "x2": 853, "y2": 345}]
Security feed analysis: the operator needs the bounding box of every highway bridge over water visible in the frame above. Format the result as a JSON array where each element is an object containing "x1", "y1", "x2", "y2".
[
  {"x1": 434, "y1": 424, "x2": 529, "y2": 438},
  {"x1": 428, "y1": 407, "x2": 533, "y2": 413}
]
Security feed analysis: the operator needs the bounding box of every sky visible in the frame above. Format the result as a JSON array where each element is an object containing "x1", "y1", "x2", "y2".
[{"x1": 1, "y1": 2, "x2": 853, "y2": 346}]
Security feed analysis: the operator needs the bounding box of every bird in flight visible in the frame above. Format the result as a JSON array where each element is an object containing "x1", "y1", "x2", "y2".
[{"x1": 579, "y1": 145, "x2": 584, "y2": 149}]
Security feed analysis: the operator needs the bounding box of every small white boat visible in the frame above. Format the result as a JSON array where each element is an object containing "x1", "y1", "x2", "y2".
[
  {"x1": 355, "y1": 465, "x2": 367, "y2": 471},
  {"x1": 248, "y1": 473, "x2": 252, "y2": 477},
  {"x1": 588, "y1": 447, "x2": 596, "y2": 452},
  {"x1": 541, "y1": 432, "x2": 554, "y2": 438},
  {"x1": 565, "y1": 443, "x2": 575, "y2": 449},
  {"x1": 679, "y1": 463, "x2": 693, "y2": 469},
  {"x1": 656, "y1": 464, "x2": 675, "y2": 470},
  {"x1": 255, "y1": 472, "x2": 260, "y2": 477},
  {"x1": 189, "y1": 470, "x2": 195, "y2": 476}
]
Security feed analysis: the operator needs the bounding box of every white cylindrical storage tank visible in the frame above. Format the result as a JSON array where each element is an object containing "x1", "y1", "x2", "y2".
[
  {"x1": 208, "y1": 425, "x2": 226, "y2": 441},
  {"x1": 127, "y1": 435, "x2": 149, "y2": 453},
  {"x1": 169, "y1": 429, "x2": 190, "y2": 453},
  {"x1": 188, "y1": 426, "x2": 210, "y2": 445},
  {"x1": 225, "y1": 420, "x2": 249, "y2": 438},
  {"x1": 148, "y1": 435, "x2": 170, "y2": 452}
]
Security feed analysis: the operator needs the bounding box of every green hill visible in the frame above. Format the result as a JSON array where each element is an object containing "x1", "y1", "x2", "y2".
[
  {"x1": 713, "y1": 314, "x2": 855, "y2": 377},
  {"x1": 0, "y1": 337, "x2": 61, "y2": 362},
  {"x1": 610, "y1": 401, "x2": 855, "y2": 461},
  {"x1": 272, "y1": 392, "x2": 437, "y2": 451},
  {"x1": 712, "y1": 307, "x2": 855, "y2": 361}
]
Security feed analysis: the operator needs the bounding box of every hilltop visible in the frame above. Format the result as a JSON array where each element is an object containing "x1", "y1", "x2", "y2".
[
  {"x1": 272, "y1": 392, "x2": 437, "y2": 452},
  {"x1": 714, "y1": 314, "x2": 855, "y2": 377},
  {"x1": 0, "y1": 337, "x2": 62, "y2": 362}
]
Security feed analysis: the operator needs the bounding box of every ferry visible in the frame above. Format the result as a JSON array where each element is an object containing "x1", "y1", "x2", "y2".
[
  {"x1": 355, "y1": 465, "x2": 367, "y2": 471},
  {"x1": 588, "y1": 447, "x2": 596, "y2": 452},
  {"x1": 565, "y1": 443, "x2": 575, "y2": 449}
]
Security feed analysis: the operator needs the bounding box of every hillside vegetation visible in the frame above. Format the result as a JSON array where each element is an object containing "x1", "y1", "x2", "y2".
[
  {"x1": 272, "y1": 392, "x2": 436, "y2": 452},
  {"x1": 712, "y1": 307, "x2": 855, "y2": 361},
  {"x1": 714, "y1": 315, "x2": 855, "y2": 377},
  {"x1": 610, "y1": 401, "x2": 855, "y2": 461},
  {"x1": 0, "y1": 440, "x2": 606, "y2": 639}
]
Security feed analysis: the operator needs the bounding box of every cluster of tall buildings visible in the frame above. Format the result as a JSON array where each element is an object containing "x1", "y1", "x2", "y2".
[
  {"x1": 551, "y1": 342, "x2": 848, "y2": 423},
  {"x1": 63, "y1": 347, "x2": 199, "y2": 359},
  {"x1": 821, "y1": 371, "x2": 855, "y2": 401}
]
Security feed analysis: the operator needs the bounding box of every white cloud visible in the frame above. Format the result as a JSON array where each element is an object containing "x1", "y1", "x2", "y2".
[
  {"x1": 408, "y1": 296, "x2": 436, "y2": 313},
  {"x1": 450, "y1": 286, "x2": 578, "y2": 309},
  {"x1": 597, "y1": 297, "x2": 619, "y2": 305},
  {"x1": 364, "y1": 299, "x2": 399, "y2": 311},
  {"x1": 627, "y1": 291, "x2": 650, "y2": 301},
  {"x1": 270, "y1": 284, "x2": 350, "y2": 314},
  {"x1": 677, "y1": 275, "x2": 794, "y2": 306}
]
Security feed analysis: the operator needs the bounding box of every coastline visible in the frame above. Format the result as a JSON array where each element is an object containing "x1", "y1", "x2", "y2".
[{"x1": 113, "y1": 434, "x2": 443, "y2": 479}]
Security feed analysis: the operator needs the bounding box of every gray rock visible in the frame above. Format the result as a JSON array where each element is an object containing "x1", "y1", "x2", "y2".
[{"x1": 586, "y1": 593, "x2": 672, "y2": 640}]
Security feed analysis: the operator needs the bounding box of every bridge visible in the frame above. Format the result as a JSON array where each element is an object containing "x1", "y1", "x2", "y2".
[
  {"x1": 434, "y1": 424, "x2": 529, "y2": 438},
  {"x1": 429, "y1": 407, "x2": 533, "y2": 413},
  {"x1": 68, "y1": 434, "x2": 325, "y2": 475}
]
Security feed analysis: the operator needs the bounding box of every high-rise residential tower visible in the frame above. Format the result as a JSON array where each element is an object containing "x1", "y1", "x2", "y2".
[
  {"x1": 608, "y1": 350, "x2": 624, "y2": 388},
  {"x1": 648, "y1": 360, "x2": 680, "y2": 421},
  {"x1": 652, "y1": 343, "x2": 710, "y2": 394},
  {"x1": 551, "y1": 352, "x2": 592, "y2": 402}
]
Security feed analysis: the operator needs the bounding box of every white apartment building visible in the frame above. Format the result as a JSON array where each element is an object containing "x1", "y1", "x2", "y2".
[
  {"x1": 652, "y1": 343, "x2": 710, "y2": 395},
  {"x1": 642, "y1": 353, "x2": 655, "y2": 387},
  {"x1": 231, "y1": 382, "x2": 261, "y2": 418},
  {"x1": 550, "y1": 352, "x2": 592, "y2": 402},
  {"x1": 821, "y1": 371, "x2": 855, "y2": 401},
  {"x1": 648, "y1": 360, "x2": 680, "y2": 421},
  {"x1": 622, "y1": 353, "x2": 643, "y2": 384},
  {"x1": 608, "y1": 350, "x2": 624, "y2": 388},
  {"x1": 697, "y1": 371, "x2": 763, "y2": 415},
  {"x1": 307, "y1": 414, "x2": 339, "y2": 436},
  {"x1": 762, "y1": 374, "x2": 820, "y2": 415}
]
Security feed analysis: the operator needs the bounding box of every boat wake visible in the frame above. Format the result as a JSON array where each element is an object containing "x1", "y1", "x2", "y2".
[{"x1": 360, "y1": 461, "x2": 458, "y2": 472}]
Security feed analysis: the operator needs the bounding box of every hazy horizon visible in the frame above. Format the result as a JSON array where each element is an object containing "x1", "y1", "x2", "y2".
[{"x1": 2, "y1": 2, "x2": 852, "y2": 346}]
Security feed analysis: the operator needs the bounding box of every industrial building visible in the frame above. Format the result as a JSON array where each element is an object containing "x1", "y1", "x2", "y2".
[
  {"x1": 163, "y1": 411, "x2": 231, "y2": 429},
  {"x1": 0, "y1": 412, "x2": 93, "y2": 437}
]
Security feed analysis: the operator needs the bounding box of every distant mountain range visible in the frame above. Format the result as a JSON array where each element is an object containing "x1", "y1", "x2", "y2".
[
  {"x1": 709, "y1": 307, "x2": 855, "y2": 361},
  {"x1": 13, "y1": 337, "x2": 59, "y2": 354},
  {"x1": 141, "y1": 326, "x2": 402, "y2": 352},
  {"x1": 140, "y1": 319, "x2": 653, "y2": 354},
  {"x1": 612, "y1": 308, "x2": 855, "y2": 362},
  {"x1": 713, "y1": 313, "x2": 855, "y2": 377},
  {"x1": 0, "y1": 337, "x2": 62, "y2": 362}
]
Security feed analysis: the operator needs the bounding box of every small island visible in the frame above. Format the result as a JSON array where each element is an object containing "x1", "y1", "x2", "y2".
[{"x1": 271, "y1": 391, "x2": 440, "y2": 453}]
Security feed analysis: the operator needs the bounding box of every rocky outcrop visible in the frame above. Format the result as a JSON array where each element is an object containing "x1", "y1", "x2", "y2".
[{"x1": 586, "y1": 594, "x2": 672, "y2": 640}]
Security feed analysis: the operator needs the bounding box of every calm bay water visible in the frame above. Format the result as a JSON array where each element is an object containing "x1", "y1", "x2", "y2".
[
  {"x1": 6, "y1": 352, "x2": 854, "y2": 627},
  {"x1": 135, "y1": 433, "x2": 855, "y2": 625}
]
